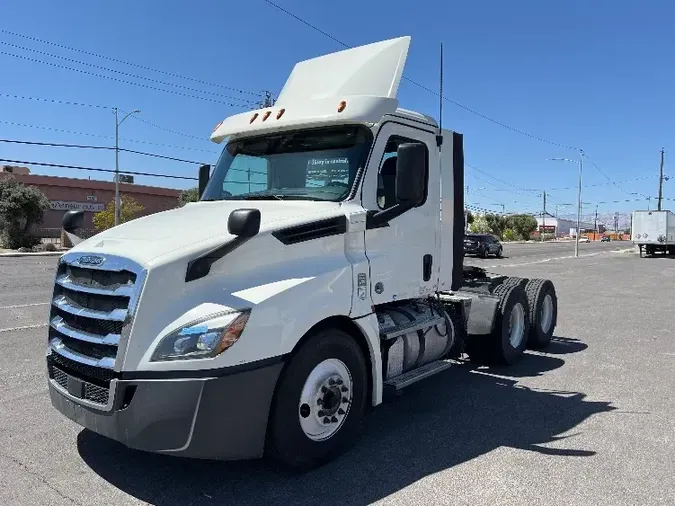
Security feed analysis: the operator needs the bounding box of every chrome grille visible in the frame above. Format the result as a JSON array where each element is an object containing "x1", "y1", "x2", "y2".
[
  {"x1": 48, "y1": 253, "x2": 146, "y2": 397},
  {"x1": 83, "y1": 382, "x2": 110, "y2": 405},
  {"x1": 52, "y1": 366, "x2": 68, "y2": 390}
]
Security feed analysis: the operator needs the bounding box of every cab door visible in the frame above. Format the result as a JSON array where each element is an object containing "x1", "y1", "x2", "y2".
[{"x1": 360, "y1": 121, "x2": 440, "y2": 305}]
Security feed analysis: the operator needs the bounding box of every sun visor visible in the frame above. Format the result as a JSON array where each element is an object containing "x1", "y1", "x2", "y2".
[{"x1": 210, "y1": 36, "x2": 411, "y2": 143}]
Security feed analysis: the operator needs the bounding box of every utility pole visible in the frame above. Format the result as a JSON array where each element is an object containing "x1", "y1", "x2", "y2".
[
  {"x1": 658, "y1": 147, "x2": 665, "y2": 211},
  {"x1": 594, "y1": 205, "x2": 598, "y2": 238},
  {"x1": 541, "y1": 191, "x2": 546, "y2": 242}
]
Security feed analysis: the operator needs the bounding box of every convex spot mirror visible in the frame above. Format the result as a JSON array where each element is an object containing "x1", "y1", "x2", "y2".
[{"x1": 227, "y1": 208, "x2": 261, "y2": 237}]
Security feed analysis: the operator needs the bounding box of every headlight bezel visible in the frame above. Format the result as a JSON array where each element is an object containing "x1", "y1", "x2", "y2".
[{"x1": 150, "y1": 309, "x2": 251, "y2": 362}]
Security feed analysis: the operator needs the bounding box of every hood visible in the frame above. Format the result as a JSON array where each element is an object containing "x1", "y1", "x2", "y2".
[{"x1": 71, "y1": 200, "x2": 344, "y2": 266}]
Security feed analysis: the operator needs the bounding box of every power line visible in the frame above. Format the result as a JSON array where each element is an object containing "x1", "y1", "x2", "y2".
[
  {"x1": 0, "y1": 50, "x2": 253, "y2": 109},
  {"x1": 0, "y1": 92, "x2": 110, "y2": 109},
  {"x1": 121, "y1": 112, "x2": 210, "y2": 142},
  {"x1": 0, "y1": 41, "x2": 257, "y2": 104},
  {"x1": 0, "y1": 138, "x2": 211, "y2": 164},
  {"x1": 262, "y1": 0, "x2": 578, "y2": 151},
  {"x1": 465, "y1": 162, "x2": 539, "y2": 193},
  {"x1": 0, "y1": 120, "x2": 220, "y2": 154},
  {"x1": 0, "y1": 158, "x2": 198, "y2": 181},
  {"x1": 0, "y1": 28, "x2": 261, "y2": 97},
  {"x1": 0, "y1": 93, "x2": 213, "y2": 143},
  {"x1": 0, "y1": 138, "x2": 113, "y2": 150},
  {"x1": 583, "y1": 153, "x2": 639, "y2": 197},
  {"x1": 547, "y1": 175, "x2": 654, "y2": 191}
]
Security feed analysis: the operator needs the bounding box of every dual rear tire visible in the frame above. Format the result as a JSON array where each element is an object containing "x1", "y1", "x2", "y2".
[{"x1": 467, "y1": 276, "x2": 557, "y2": 365}]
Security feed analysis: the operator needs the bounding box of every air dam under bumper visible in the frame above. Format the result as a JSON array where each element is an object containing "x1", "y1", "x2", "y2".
[{"x1": 48, "y1": 360, "x2": 284, "y2": 460}]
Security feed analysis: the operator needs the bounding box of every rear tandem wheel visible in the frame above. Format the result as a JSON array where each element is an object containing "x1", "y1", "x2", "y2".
[{"x1": 467, "y1": 282, "x2": 531, "y2": 365}]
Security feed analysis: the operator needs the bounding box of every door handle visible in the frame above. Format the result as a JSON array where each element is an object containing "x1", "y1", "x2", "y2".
[{"x1": 423, "y1": 254, "x2": 433, "y2": 282}]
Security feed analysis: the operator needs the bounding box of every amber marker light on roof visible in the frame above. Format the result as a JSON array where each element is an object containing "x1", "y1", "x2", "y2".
[
  {"x1": 337, "y1": 101, "x2": 347, "y2": 113},
  {"x1": 262, "y1": 111, "x2": 272, "y2": 121},
  {"x1": 276, "y1": 108, "x2": 286, "y2": 119},
  {"x1": 249, "y1": 113, "x2": 259, "y2": 124}
]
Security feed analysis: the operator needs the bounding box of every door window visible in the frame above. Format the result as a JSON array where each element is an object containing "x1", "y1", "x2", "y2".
[{"x1": 376, "y1": 136, "x2": 429, "y2": 210}]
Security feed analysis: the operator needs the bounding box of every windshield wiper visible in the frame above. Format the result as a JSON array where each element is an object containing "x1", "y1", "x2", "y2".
[{"x1": 240, "y1": 194, "x2": 284, "y2": 200}]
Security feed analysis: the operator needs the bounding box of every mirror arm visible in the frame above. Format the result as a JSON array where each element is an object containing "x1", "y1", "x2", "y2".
[{"x1": 366, "y1": 202, "x2": 415, "y2": 229}]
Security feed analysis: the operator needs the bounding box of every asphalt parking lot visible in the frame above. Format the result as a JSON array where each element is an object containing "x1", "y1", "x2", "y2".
[{"x1": 1, "y1": 246, "x2": 674, "y2": 506}]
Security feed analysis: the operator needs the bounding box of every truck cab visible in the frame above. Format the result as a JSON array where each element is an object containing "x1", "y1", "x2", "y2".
[{"x1": 47, "y1": 36, "x2": 558, "y2": 469}]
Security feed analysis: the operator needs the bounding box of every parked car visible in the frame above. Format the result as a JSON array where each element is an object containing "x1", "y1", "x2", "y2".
[
  {"x1": 600, "y1": 236, "x2": 610, "y2": 242},
  {"x1": 464, "y1": 233, "x2": 503, "y2": 258},
  {"x1": 579, "y1": 236, "x2": 591, "y2": 243}
]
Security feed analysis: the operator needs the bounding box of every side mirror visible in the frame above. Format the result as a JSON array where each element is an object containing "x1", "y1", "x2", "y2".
[
  {"x1": 227, "y1": 208, "x2": 261, "y2": 238},
  {"x1": 395, "y1": 143, "x2": 427, "y2": 206},
  {"x1": 62, "y1": 210, "x2": 84, "y2": 232},
  {"x1": 198, "y1": 164, "x2": 211, "y2": 199}
]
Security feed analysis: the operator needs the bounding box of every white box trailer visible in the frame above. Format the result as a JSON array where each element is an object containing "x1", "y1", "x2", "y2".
[
  {"x1": 46, "y1": 36, "x2": 560, "y2": 470},
  {"x1": 631, "y1": 210, "x2": 675, "y2": 257}
]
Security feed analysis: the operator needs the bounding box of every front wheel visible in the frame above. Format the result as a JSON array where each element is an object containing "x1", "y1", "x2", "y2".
[
  {"x1": 266, "y1": 328, "x2": 368, "y2": 469},
  {"x1": 496, "y1": 247, "x2": 503, "y2": 258}
]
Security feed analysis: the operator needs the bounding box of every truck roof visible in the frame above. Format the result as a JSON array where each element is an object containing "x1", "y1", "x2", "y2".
[{"x1": 210, "y1": 36, "x2": 439, "y2": 143}]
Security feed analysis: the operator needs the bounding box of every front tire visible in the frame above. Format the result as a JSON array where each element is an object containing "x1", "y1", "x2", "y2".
[{"x1": 266, "y1": 328, "x2": 368, "y2": 470}]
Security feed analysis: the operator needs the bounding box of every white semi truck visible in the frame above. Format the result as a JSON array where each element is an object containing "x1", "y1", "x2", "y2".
[
  {"x1": 631, "y1": 209, "x2": 675, "y2": 257},
  {"x1": 47, "y1": 36, "x2": 559, "y2": 469}
]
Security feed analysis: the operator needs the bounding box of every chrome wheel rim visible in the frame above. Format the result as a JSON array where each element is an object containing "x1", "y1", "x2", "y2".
[
  {"x1": 508, "y1": 302, "x2": 525, "y2": 348},
  {"x1": 298, "y1": 358, "x2": 352, "y2": 442},
  {"x1": 540, "y1": 294, "x2": 553, "y2": 334}
]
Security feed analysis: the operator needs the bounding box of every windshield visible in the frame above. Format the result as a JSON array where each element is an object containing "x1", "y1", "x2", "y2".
[{"x1": 201, "y1": 125, "x2": 373, "y2": 202}]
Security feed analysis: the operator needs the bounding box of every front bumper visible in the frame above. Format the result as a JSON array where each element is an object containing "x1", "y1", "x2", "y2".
[
  {"x1": 47, "y1": 355, "x2": 284, "y2": 460},
  {"x1": 464, "y1": 246, "x2": 483, "y2": 255}
]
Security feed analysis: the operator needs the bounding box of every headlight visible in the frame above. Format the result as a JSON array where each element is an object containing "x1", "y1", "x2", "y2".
[{"x1": 150, "y1": 310, "x2": 250, "y2": 362}]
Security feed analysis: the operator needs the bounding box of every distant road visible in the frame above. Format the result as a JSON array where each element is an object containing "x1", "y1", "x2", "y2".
[{"x1": 466, "y1": 240, "x2": 630, "y2": 265}]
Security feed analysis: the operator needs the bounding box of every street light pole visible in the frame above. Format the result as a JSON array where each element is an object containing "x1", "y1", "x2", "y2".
[
  {"x1": 113, "y1": 108, "x2": 141, "y2": 226},
  {"x1": 575, "y1": 150, "x2": 583, "y2": 258},
  {"x1": 114, "y1": 108, "x2": 120, "y2": 226},
  {"x1": 546, "y1": 153, "x2": 584, "y2": 257}
]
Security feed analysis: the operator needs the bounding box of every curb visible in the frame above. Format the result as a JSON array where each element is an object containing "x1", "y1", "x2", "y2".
[{"x1": 0, "y1": 251, "x2": 65, "y2": 257}]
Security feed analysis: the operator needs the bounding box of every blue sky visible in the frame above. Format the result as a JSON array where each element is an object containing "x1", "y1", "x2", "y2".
[{"x1": 1, "y1": 0, "x2": 673, "y2": 223}]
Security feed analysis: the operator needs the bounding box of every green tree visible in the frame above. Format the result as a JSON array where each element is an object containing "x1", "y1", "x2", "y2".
[
  {"x1": 485, "y1": 213, "x2": 508, "y2": 239},
  {"x1": 506, "y1": 214, "x2": 538, "y2": 240},
  {"x1": 179, "y1": 187, "x2": 200, "y2": 207},
  {"x1": 0, "y1": 176, "x2": 50, "y2": 249},
  {"x1": 503, "y1": 228, "x2": 517, "y2": 241},
  {"x1": 93, "y1": 195, "x2": 144, "y2": 231},
  {"x1": 469, "y1": 214, "x2": 490, "y2": 233}
]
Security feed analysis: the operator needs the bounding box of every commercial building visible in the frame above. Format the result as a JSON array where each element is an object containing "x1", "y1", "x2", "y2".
[
  {"x1": 536, "y1": 212, "x2": 595, "y2": 237},
  {"x1": 0, "y1": 167, "x2": 182, "y2": 236}
]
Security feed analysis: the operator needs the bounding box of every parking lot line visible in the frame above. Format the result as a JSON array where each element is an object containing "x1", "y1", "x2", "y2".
[
  {"x1": 0, "y1": 323, "x2": 47, "y2": 333},
  {"x1": 0, "y1": 302, "x2": 50, "y2": 310}
]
